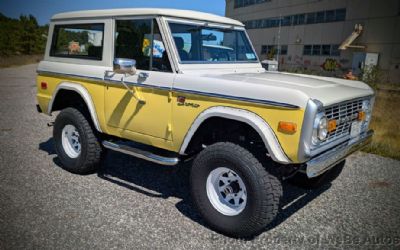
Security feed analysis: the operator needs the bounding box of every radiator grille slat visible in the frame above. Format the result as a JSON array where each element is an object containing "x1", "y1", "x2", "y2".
[{"x1": 322, "y1": 99, "x2": 364, "y2": 145}]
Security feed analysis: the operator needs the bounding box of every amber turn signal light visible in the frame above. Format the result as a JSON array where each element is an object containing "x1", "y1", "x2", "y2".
[
  {"x1": 358, "y1": 111, "x2": 366, "y2": 121},
  {"x1": 328, "y1": 119, "x2": 337, "y2": 133},
  {"x1": 278, "y1": 121, "x2": 297, "y2": 134}
]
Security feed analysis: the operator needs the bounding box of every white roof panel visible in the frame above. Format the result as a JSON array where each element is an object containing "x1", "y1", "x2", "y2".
[{"x1": 51, "y1": 8, "x2": 244, "y2": 26}]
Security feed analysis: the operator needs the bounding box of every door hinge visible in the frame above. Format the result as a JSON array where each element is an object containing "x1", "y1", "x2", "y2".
[
  {"x1": 168, "y1": 91, "x2": 173, "y2": 102},
  {"x1": 167, "y1": 123, "x2": 172, "y2": 133}
]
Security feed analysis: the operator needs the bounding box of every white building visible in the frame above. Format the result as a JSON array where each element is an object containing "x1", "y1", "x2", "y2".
[{"x1": 226, "y1": 0, "x2": 400, "y2": 83}]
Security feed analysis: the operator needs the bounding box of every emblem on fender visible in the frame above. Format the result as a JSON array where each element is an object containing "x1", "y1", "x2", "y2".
[{"x1": 177, "y1": 96, "x2": 200, "y2": 108}]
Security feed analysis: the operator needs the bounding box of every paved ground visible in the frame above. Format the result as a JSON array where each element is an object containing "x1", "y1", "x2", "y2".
[{"x1": 0, "y1": 64, "x2": 399, "y2": 249}]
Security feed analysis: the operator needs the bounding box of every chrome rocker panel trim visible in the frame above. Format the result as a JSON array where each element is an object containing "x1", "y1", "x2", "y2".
[
  {"x1": 305, "y1": 130, "x2": 373, "y2": 178},
  {"x1": 102, "y1": 141, "x2": 180, "y2": 166}
]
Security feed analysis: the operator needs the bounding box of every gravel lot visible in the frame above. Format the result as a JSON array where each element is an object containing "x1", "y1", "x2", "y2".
[{"x1": 0, "y1": 64, "x2": 399, "y2": 249}]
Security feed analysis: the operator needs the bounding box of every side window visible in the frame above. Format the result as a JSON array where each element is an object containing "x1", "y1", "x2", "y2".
[
  {"x1": 50, "y1": 23, "x2": 104, "y2": 60},
  {"x1": 115, "y1": 19, "x2": 171, "y2": 72}
]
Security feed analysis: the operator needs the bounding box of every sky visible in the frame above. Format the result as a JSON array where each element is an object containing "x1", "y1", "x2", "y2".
[{"x1": 0, "y1": 0, "x2": 226, "y2": 25}]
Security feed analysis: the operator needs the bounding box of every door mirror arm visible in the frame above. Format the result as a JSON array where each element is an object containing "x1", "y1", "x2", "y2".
[{"x1": 105, "y1": 58, "x2": 146, "y2": 104}]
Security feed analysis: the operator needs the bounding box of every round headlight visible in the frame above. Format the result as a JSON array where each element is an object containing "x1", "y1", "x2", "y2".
[
  {"x1": 362, "y1": 99, "x2": 373, "y2": 123},
  {"x1": 317, "y1": 116, "x2": 328, "y2": 141},
  {"x1": 312, "y1": 114, "x2": 328, "y2": 145},
  {"x1": 362, "y1": 100, "x2": 371, "y2": 113}
]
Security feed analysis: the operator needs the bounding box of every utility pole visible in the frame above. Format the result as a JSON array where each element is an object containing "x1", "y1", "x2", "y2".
[
  {"x1": 276, "y1": 0, "x2": 281, "y2": 70},
  {"x1": 277, "y1": 14, "x2": 282, "y2": 66}
]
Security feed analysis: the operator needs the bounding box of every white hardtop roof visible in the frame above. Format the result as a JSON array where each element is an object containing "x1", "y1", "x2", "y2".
[{"x1": 51, "y1": 8, "x2": 244, "y2": 26}]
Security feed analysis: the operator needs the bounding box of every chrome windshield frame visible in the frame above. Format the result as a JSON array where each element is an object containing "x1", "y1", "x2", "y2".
[{"x1": 164, "y1": 18, "x2": 260, "y2": 65}]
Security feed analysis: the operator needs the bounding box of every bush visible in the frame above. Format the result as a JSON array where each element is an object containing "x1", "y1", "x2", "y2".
[{"x1": 361, "y1": 65, "x2": 383, "y2": 90}]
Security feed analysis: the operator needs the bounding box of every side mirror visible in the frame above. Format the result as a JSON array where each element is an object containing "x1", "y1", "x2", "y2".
[{"x1": 113, "y1": 58, "x2": 137, "y2": 75}]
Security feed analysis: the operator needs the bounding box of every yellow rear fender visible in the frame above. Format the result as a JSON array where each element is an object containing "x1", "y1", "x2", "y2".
[
  {"x1": 48, "y1": 82, "x2": 103, "y2": 133},
  {"x1": 179, "y1": 106, "x2": 291, "y2": 164}
]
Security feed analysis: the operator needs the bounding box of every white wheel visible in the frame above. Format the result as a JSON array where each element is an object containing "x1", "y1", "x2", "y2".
[
  {"x1": 54, "y1": 108, "x2": 103, "y2": 174},
  {"x1": 61, "y1": 124, "x2": 81, "y2": 158},
  {"x1": 206, "y1": 167, "x2": 247, "y2": 216},
  {"x1": 191, "y1": 143, "x2": 282, "y2": 237}
]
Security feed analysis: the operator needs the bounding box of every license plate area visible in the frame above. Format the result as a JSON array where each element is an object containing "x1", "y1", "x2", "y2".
[{"x1": 350, "y1": 121, "x2": 362, "y2": 139}]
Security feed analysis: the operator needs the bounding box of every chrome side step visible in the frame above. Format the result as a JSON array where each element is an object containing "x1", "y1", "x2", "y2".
[{"x1": 102, "y1": 141, "x2": 180, "y2": 166}]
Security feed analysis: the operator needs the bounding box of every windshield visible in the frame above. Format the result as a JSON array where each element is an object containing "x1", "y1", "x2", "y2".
[{"x1": 168, "y1": 22, "x2": 258, "y2": 63}]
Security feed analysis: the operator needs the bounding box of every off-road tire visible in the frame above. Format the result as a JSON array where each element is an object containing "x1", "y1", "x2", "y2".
[
  {"x1": 190, "y1": 142, "x2": 282, "y2": 238},
  {"x1": 289, "y1": 160, "x2": 346, "y2": 189},
  {"x1": 53, "y1": 107, "x2": 103, "y2": 174}
]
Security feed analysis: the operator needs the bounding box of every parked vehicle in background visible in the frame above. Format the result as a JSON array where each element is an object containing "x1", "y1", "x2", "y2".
[{"x1": 261, "y1": 59, "x2": 278, "y2": 71}]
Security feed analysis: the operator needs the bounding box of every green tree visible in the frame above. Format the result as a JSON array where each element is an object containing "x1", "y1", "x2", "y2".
[{"x1": 0, "y1": 13, "x2": 48, "y2": 56}]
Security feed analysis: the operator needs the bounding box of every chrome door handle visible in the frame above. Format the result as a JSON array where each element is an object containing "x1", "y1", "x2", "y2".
[{"x1": 138, "y1": 72, "x2": 149, "y2": 78}]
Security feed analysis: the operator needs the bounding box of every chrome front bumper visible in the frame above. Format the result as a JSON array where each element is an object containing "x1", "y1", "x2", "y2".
[{"x1": 305, "y1": 130, "x2": 374, "y2": 178}]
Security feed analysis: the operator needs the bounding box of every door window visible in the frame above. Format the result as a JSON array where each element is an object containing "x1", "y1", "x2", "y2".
[{"x1": 115, "y1": 19, "x2": 171, "y2": 72}]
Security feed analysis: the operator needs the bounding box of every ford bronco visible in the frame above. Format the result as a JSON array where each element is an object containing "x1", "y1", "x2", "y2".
[{"x1": 36, "y1": 8, "x2": 374, "y2": 237}]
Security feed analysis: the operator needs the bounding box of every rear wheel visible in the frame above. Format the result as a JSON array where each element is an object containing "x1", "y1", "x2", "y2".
[
  {"x1": 190, "y1": 142, "x2": 282, "y2": 238},
  {"x1": 53, "y1": 107, "x2": 103, "y2": 174}
]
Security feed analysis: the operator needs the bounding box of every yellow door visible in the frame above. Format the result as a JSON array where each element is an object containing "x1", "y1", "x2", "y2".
[{"x1": 104, "y1": 18, "x2": 175, "y2": 141}]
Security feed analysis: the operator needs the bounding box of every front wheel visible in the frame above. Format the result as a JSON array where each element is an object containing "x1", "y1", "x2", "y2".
[
  {"x1": 190, "y1": 142, "x2": 282, "y2": 238},
  {"x1": 53, "y1": 107, "x2": 103, "y2": 174}
]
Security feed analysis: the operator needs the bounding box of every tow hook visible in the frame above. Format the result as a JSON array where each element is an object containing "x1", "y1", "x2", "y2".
[{"x1": 47, "y1": 122, "x2": 54, "y2": 127}]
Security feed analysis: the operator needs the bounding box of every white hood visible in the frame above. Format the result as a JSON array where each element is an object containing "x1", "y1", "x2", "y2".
[{"x1": 174, "y1": 70, "x2": 374, "y2": 109}]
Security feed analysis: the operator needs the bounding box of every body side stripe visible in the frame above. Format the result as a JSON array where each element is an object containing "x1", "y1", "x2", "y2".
[
  {"x1": 37, "y1": 70, "x2": 300, "y2": 109},
  {"x1": 173, "y1": 87, "x2": 299, "y2": 109}
]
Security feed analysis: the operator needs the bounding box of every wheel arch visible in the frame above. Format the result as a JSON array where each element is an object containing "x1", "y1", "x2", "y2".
[
  {"x1": 179, "y1": 106, "x2": 290, "y2": 164},
  {"x1": 48, "y1": 82, "x2": 102, "y2": 132}
]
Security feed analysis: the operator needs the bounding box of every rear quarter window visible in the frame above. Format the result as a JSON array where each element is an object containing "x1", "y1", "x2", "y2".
[{"x1": 50, "y1": 23, "x2": 104, "y2": 60}]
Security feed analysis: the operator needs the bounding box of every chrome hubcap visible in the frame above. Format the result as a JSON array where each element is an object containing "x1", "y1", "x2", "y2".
[
  {"x1": 61, "y1": 124, "x2": 81, "y2": 158},
  {"x1": 206, "y1": 167, "x2": 247, "y2": 216}
]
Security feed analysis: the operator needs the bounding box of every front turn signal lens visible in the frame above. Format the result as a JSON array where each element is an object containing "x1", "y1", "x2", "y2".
[
  {"x1": 328, "y1": 119, "x2": 337, "y2": 132},
  {"x1": 358, "y1": 111, "x2": 366, "y2": 121},
  {"x1": 278, "y1": 121, "x2": 297, "y2": 134}
]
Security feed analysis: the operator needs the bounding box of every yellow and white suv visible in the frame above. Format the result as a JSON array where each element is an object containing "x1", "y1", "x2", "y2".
[{"x1": 36, "y1": 8, "x2": 375, "y2": 237}]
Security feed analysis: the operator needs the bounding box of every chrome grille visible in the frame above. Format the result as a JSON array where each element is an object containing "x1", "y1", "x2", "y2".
[{"x1": 323, "y1": 99, "x2": 364, "y2": 144}]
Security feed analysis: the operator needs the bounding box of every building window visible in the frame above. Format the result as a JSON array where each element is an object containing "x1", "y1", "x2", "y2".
[
  {"x1": 303, "y1": 45, "x2": 312, "y2": 55},
  {"x1": 303, "y1": 44, "x2": 341, "y2": 56},
  {"x1": 325, "y1": 10, "x2": 335, "y2": 22},
  {"x1": 267, "y1": 45, "x2": 275, "y2": 53},
  {"x1": 331, "y1": 45, "x2": 340, "y2": 56},
  {"x1": 306, "y1": 13, "x2": 316, "y2": 24},
  {"x1": 316, "y1": 11, "x2": 325, "y2": 23},
  {"x1": 234, "y1": 0, "x2": 270, "y2": 8},
  {"x1": 242, "y1": 8, "x2": 346, "y2": 29},
  {"x1": 282, "y1": 16, "x2": 292, "y2": 26},
  {"x1": 312, "y1": 45, "x2": 321, "y2": 55},
  {"x1": 280, "y1": 45, "x2": 288, "y2": 55},
  {"x1": 335, "y1": 9, "x2": 346, "y2": 21},
  {"x1": 292, "y1": 15, "x2": 298, "y2": 25},
  {"x1": 270, "y1": 18, "x2": 280, "y2": 28},
  {"x1": 321, "y1": 45, "x2": 331, "y2": 56},
  {"x1": 261, "y1": 45, "x2": 268, "y2": 54},
  {"x1": 262, "y1": 45, "x2": 288, "y2": 56},
  {"x1": 293, "y1": 14, "x2": 306, "y2": 25},
  {"x1": 298, "y1": 14, "x2": 306, "y2": 25}
]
